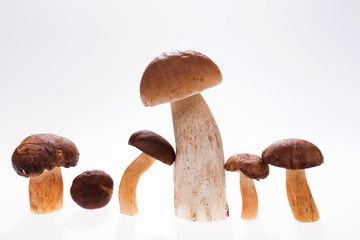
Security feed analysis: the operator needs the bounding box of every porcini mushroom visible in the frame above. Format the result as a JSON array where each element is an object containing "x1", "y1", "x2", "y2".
[
  {"x1": 119, "y1": 130, "x2": 175, "y2": 216},
  {"x1": 262, "y1": 138, "x2": 323, "y2": 222},
  {"x1": 140, "y1": 50, "x2": 228, "y2": 222},
  {"x1": 11, "y1": 133, "x2": 79, "y2": 214},
  {"x1": 225, "y1": 154, "x2": 269, "y2": 220},
  {"x1": 71, "y1": 170, "x2": 114, "y2": 209}
]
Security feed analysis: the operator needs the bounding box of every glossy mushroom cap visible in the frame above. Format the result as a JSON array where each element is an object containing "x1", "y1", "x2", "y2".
[
  {"x1": 12, "y1": 134, "x2": 79, "y2": 177},
  {"x1": 140, "y1": 50, "x2": 222, "y2": 107},
  {"x1": 225, "y1": 154, "x2": 269, "y2": 179},
  {"x1": 262, "y1": 138, "x2": 324, "y2": 170},
  {"x1": 71, "y1": 170, "x2": 114, "y2": 209},
  {"x1": 128, "y1": 130, "x2": 175, "y2": 165}
]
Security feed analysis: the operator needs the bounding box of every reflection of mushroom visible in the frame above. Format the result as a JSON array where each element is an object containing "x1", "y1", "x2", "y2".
[
  {"x1": 225, "y1": 154, "x2": 269, "y2": 220},
  {"x1": 140, "y1": 50, "x2": 228, "y2": 222},
  {"x1": 71, "y1": 170, "x2": 114, "y2": 209},
  {"x1": 11, "y1": 133, "x2": 79, "y2": 214},
  {"x1": 262, "y1": 138, "x2": 323, "y2": 222},
  {"x1": 119, "y1": 130, "x2": 175, "y2": 216}
]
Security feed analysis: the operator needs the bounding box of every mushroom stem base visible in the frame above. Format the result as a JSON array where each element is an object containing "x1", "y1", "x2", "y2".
[
  {"x1": 240, "y1": 172, "x2": 258, "y2": 220},
  {"x1": 29, "y1": 167, "x2": 63, "y2": 214},
  {"x1": 119, "y1": 152, "x2": 156, "y2": 216},
  {"x1": 286, "y1": 169, "x2": 319, "y2": 222}
]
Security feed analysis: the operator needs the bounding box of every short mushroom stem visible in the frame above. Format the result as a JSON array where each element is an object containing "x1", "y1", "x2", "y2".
[
  {"x1": 171, "y1": 93, "x2": 228, "y2": 222},
  {"x1": 29, "y1": 167, "x2": 63, "y2": 214},
  {"x1": 239, "y1": 172, "x2": 258, "y2": 220},
  {"x1": 286, "y1": 169, "x2": 319, "y2": 222},
  {"x1": 119, "y1": 152, "x2": 156, "y2": 216}
]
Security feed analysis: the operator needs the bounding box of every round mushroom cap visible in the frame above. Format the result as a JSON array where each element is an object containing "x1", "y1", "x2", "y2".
[
  {"x1": 262, "y1": 138, "x2": 324, "y2": 170},
  {"x1": 225, "y1": 154, "x2": 269, "y2": 179},
  {"x1": 70, "y1": 170, "x2": 114, "y2": 210},
  {"x1": 140, "y1": 49, "x2": 222, "y2": 107},
  {"x1": 128, "y1": 130, "x2": 175, "y2": 165},
  {"x1": 12, "y1": 134, "x2": 79, "y2": 177}
]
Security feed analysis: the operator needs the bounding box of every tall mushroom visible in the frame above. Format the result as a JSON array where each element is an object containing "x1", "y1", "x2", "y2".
[
  {"x1": 11, "y1": 133, "x2": 79, "y2": 214},
  {"x1": 262, "y1": 138, "x2": 323, "y2": 222},
  {"x1": 119, "y1": 130, "x2": 175, "y2": 216},
  {"x1": 225, "y1": 154, "x2": 269, "y2": 220},
  {"x1": 140, "y1": 50, "x2": 228, "y2": 222}
]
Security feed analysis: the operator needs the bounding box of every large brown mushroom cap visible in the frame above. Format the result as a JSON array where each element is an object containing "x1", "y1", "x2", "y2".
[
  {"x1": 140, "y1": 49, "x2": 222, "y2": 107},
  {"x1": 262, "y1": 138, "x2": 323, "y2": 170},
  {"x1": 12, "y1": 134, "x2": 79, "y2": 177},
  {"x1": 225, "y1": 154, "x2": 269, "y2": 180},
  {"x1": 128, "y1": 130, "x2": 175, "y2": 165},
  {"x1": 71, "y1": 170, "x2": 114, "y2": 210}
]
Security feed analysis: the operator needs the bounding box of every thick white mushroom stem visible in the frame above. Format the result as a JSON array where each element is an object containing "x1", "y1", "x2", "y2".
[
  {"x1": 119, "y1": 152, "x2": 156, "y2": 216},
  {"x1": 240, "y1": 172, "x2": 258, "y2": 220},
  {"x1": 171, "y1": 93, "x2": 228, "y2": 222},
  {"x1": 29, "y1": 167, "x2": 63, "y2": 214},
  {"x1": 286, "y1": 169, "x2": 319, "y2": 222}
]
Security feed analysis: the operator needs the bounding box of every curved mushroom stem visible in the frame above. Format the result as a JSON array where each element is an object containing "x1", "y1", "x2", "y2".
[
  {"x1": 29, "y1": 167, "x2": 63, "y2": 214},
  {"x1": 286, "y1": 169, "x2": 319, "y2": 222},
  {"x1": 239, "y1": 172, "x2": 258, "y2": 220},
  {"x1": 119, "y1": 152, "x2": 156, "y2": 216},
  {"x1": 171, "y1": 93, "x2": 229, "y2": 222}
]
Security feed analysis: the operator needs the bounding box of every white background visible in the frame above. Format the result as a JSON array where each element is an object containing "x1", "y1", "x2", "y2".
[{"x1": 0, "y1": 0, "x2": 359, "y2": 239}]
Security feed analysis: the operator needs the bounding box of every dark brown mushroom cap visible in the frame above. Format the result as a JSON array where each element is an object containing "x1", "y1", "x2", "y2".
[
  {"x1": 11, "y1": 134, "x2": 79, "y2": 178},
  {"x1": 128, "y1": 130, "x2": 175, "y2": 165},
  {"x1": 225, "y1": 154, "x2": 269, "y2": 179},
  {"x1": 262, "y1": 138, "x2": 324, "y2": 170},
  {"x1": 70, "y1": 170, "x2": 114, "y2": 210},
  {"x1": 140, "y1": 49, "x2": 222, "y2": 107}
]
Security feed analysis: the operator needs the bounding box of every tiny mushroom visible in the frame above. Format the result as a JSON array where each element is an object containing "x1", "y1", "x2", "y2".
[
  {"x1": 71, "y1": 170, "x2": 114, "y2": 209},
  {"x1": 262, "y1": 138, "x2": 323, "y2": 222},
  {"x1": 140, "y1": 49, "x2": 228, "y2": 222},
  {"x1": 11, "y1": 133, "x2": 79, "y2": 214},
  {"x1": 225, "y1": 154, "x2": 269, "y2": 220},
  {"x1": 119, "y1": 130, "x2": 175, "y2": 216}
]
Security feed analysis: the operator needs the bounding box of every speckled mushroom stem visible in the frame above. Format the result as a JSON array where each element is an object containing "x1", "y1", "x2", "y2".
[
  {"x1": 286, "y1": 169, "x2": 319, "y2": 222},
  {"x1": 171, "y1": 93, "x2": 229, "y2": 222},
  {"x1": 119, "y1": 152, "x2": 156, "y2": 216},
  {"x1": 29, "y1": 167, "x2": 63, "y2": 214},
  {"x1": 240, "y1": 172, "x2": 258, "y2": 220}
]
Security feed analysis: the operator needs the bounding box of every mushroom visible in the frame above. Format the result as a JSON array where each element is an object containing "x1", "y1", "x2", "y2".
[
  {"x1": 11, "y1": 133, "x2": 79, "y2": 214},
  {"x1": 225, "y1": 154, "x2": 269, "y2": 220},
  {"x1": 262, "y1": 138, "x2": 323, "y2": 222},
  {"x1": 71, "y1": 170, "x2": 114, "y2": 209},
  {"x1": 140, "y1": 50, "x2": 228, "y2": 222},
  {"x1": 119, "y1": 130, "x2": 175, "y2": 216}
]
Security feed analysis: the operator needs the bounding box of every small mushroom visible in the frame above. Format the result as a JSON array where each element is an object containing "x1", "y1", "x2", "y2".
[
  {"x1": 11, "y1": 133, "x2": 79, "y2": 214},
  {"x1": 225, "y1": 154, "x2": 269, "y2": 220},
  {"x1": 140, "y1": 50, "x2": 228, "y2": 222},
  {"x1": 119, "y1": 130, "x2": 175, "y2": 216},
  {"x1": 71, "y1": 170, "x2": 114, "y2": 209},
  {"x1": 262, "y1": 138, "x2": 323, "y2": 222}
]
